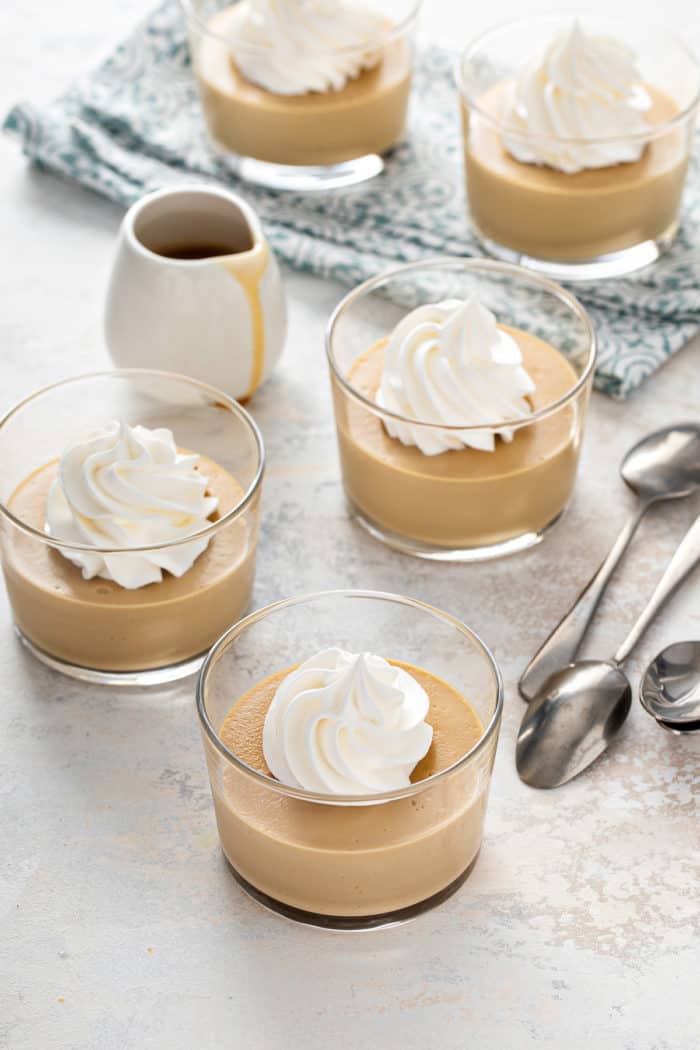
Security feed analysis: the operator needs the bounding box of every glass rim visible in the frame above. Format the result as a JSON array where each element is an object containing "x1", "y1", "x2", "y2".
[
  {"x1": 0, "y1": 368, "x2": 265, "y2": 554},
  {"x1": 196, "y1": 588, "x2": 504, "y2": 806},
  {"x1": 325, "y1": 256, "x2": 597, "y2": 432},
  {"x1": 455, "y1": 13, "x2": 700, "y2": 146},
  {"x1": 180, "y1": 0, "x2": 423, "y2": 57}
]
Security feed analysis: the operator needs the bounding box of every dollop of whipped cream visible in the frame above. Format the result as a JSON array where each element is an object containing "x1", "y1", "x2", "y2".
[
  {"x1": 262, "y1": 648, "x2": 433, "y2": 794},
  {"x1": 227, "y1": 0, "x2": 387, "y2": 95},
  {"x1": 46, "y1": 421, "x2": 218, "y2": 590},
  {"x1": 502, "y1": 20, "x2": 652, "y2": 174},
  {"x1": 376, "y1": 297, "x2": 536, "y2": 455}
]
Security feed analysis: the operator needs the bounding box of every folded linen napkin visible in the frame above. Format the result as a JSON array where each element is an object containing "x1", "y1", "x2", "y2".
[{"x1": 5, "y1": 0, "x2": 700, "y2": 397}]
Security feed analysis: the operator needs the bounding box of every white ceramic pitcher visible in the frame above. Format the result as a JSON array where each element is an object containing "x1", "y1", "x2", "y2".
[{"x1": 104, "y1": 185, "x2": 286, "y2": 400}]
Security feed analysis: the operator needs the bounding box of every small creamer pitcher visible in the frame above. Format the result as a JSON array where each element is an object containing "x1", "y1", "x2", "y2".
[{"x1": 104, "y1": 184, "x2": 286, "y2": 400}]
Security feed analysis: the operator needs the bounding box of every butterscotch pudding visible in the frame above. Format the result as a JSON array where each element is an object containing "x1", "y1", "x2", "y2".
[
  {"x1": 197, "y1": 591, "x2": 503, "y2": 928},
  {"x1": 0, "y1": 372, "x2": 264, "y2": 684},
  {"x1": 184, "y1": 0, "x2": 420, "y2": 188},
  {"x1": 457, "y1": 17, "x2": 700, "y2": 278},
  {"x1": 5, "y1": 449, "x2": 255, "y2": 674},
  {"x1": 326, "y1": 259, "x2": 596, "y2": 560}
]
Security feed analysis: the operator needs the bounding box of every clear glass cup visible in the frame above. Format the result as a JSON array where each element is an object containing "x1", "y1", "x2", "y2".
[
  {"x1": 182, "y1": 0, "x2": 421, "y2": 191},
  {"x1": 197, "y1": 590, "x2": 503, "y2": 930},
  {"x1": 0, "y1": 370, "x2": 264, "y2": 686},
  {"x1": 326, "y1": 257, "x2": 596, "y2": 561},
  {"x1": 456, "y1": 15, "x2": 700, "y2": 280}
]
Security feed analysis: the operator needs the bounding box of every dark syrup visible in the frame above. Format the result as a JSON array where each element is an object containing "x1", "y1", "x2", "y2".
[{"x1": 153, "y1": 242, "x2": 238, "y2": 260}]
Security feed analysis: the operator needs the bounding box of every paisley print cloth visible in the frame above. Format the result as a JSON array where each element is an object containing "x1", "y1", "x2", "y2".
[{"x1": 5, "y1": 0, "x2": 700, "y2": 397}]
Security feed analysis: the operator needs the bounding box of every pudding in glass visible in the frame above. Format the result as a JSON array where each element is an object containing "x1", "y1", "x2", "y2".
[
  {"x1": 217, "y1": 656, "x2": 484, "y2": 917},
  {"x1": 5, "y1": 451, "x2": 255, "y2": 674},
  {"x1": 184, "y1": 0, "x2": 420, "y2": 188},
  {"x1": 0, "y1": 372, "x2": 263, "y2": 684},
  {"x1": 326, "y1": 258, "x2": 596, "y2": 560},
  {"x1": 197, "y1": 590, "x2": 503, "y2": 928},
  {"x1": 457, "y1": 17, "x2": 700, "y2": 278}
]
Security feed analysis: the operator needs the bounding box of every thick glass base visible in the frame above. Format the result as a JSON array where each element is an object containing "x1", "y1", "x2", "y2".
[
  {"x1": 217, "y1": 149, "x2": 384, "y2": 191},
  {"x1": 474, "y1": 223, "x2": 678, "y2": 281},
  {"x1": 15, "y1": 627, "x2": 204, "y2": 686},
  {"x1": 348, "y1": 498, "x2": 565, "y2": 562},
  {"x1": 225, "y1": 852, "x2": 479, "y2": 930}
]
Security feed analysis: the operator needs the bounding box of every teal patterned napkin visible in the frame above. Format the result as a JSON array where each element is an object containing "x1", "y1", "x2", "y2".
[{"x1": 5, "y1": 0, "x2": 700, "y2": 397}]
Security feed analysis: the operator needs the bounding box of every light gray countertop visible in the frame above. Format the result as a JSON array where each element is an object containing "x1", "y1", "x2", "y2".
[{"x1": 2, "y1": 2, "x2": 699, "y2": 1048}]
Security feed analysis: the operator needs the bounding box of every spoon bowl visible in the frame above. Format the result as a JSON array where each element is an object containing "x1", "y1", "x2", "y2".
[
  {"x1": 639, "y1": 640, "x2": 700, "y2": 728},
  {"x1": 656, "y1": 718, "x2": 700, "y2": 734},
  {"x1": 620, "y1": 424, "x2": 700, "y2": 500},
  {"x1": 516, "y1": 661, "x2": 632, "y2": 788}
]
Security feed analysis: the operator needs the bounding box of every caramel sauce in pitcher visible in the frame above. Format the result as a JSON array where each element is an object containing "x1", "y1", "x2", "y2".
[
  {"x1": 217, "y1": 241, "x2": 269, "y2": 400},
  {"x1": 154, "y1": 242, "x2": 238, "y2": 260},
  {"x1": 139, "y1": 201, "x2": 271, "y2": 400}
]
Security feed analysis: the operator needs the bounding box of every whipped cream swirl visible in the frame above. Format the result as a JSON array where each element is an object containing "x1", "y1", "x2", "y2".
[
  {"x1": 502, "y1": 21, "x2": 652, "y2": 174},
  {"x1": 262, "y1": 648, "x2": 433, "y2": 794},
  {"x1": 377, "y1": 297, "x2": 536, "y2": 455},
  {"x1": 227, "y1": 0, "x2": 387, "y2": 95},
  {"x1": 46, "y1": 421, "x2": 218, "y2": 590}
]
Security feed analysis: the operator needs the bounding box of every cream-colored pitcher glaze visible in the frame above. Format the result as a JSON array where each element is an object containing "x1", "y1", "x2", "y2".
[{"x1": 104, "y1": 185, "x2": 286, "y2": 400}]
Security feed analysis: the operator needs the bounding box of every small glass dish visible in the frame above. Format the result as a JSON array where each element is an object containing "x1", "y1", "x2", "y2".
[
  {"x1": 456, "y1": 15, "x2": 700, "y2": 280},
  {"x1": 0, "y1": 370, "x2": 263, "y2": 686},
  {"x1": 182, "y1": 0, "x2": 421, "y2": 191},
  {"x1": 197, "y1": 589, "x2": 503, "y2": 930},
  {"x1": 326, "y1": 257, "x2": 596, "y2": 561}
]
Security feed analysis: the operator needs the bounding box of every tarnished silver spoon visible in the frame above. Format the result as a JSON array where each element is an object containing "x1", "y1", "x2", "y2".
[
  {"x1": 516, "y1": 514, "x2": 700, "y2": 788},
  {"x1": 639, "y1": 640, "x2": 700, "y2": 731},
  {"x1": 519, "y1": 423, "x2": 700, "y2": 701}
]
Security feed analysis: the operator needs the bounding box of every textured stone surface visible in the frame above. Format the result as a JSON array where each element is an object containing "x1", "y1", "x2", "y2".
[{"x1": 1, "y1": 3, "x2": 699, "y2": 1048}]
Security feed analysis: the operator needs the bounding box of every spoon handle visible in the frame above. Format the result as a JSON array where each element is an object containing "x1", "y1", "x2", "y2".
[
  {"x1": 519, "y1": 503, "x2": 649, "y2": 700},
  {"x1": 614, "y1": 514, "x2": 700, "y2": 665}
]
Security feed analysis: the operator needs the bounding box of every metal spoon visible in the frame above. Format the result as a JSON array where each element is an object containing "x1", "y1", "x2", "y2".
[
  {"x1": 519, "y1": 423, "x2": 700, "y2": 701},
  {"x1": 655, "y1": 719, "x2": 700, "y2": 734},
  {"x1": 639, "y1": 640, "x2": 700, "y2": 730},
  {"x1": 516, "y1": 514, "x2": 700, "y2": 788}
]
